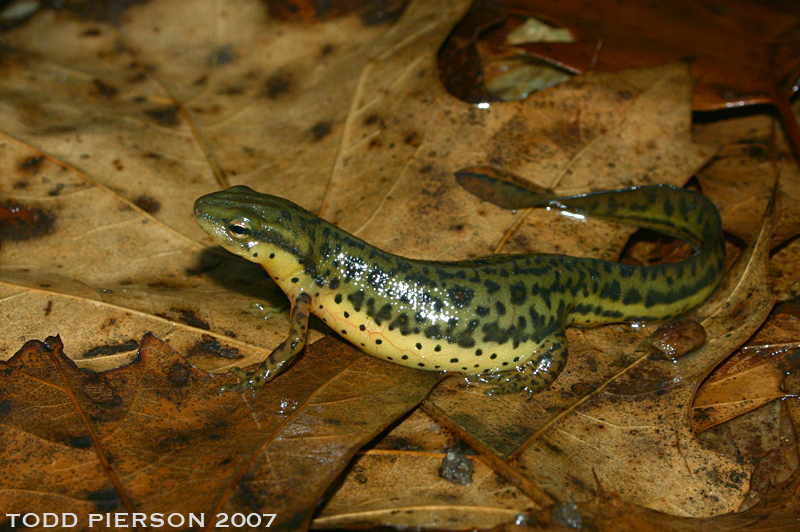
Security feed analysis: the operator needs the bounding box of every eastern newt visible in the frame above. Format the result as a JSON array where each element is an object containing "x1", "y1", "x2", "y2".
[{"x1": 194, "y1": 182, "x2": 724, "y2": 394}]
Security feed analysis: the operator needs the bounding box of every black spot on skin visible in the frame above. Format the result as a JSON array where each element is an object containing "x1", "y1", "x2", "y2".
[
  {"x1": 475, "y1": 349, "x2": 482, "y2": 356},
  {"x1": 418, "y1": 363, "x2": 425, "y2": 367},
  {"x1": 490, "y1": 353, "x2": 497, "y2": 359},
  {"x1": 269, "y1": 253, "x2": 275, "y2": 259},
  {"x1": 495, "y1": 301, "x2": 506, "y2": 315},
  {"x1": 619, "y1": 265, "x2": 635, "y2": 278},
  {"x1": 334, "y1": 294, "x2": 342, "y2": 304},
  {"x1": 373, "y1": 304, "x2": 393, "y2": 325},
  {"x1": 571, "y1": 303, "x2": 593, "y2": 316},
  {"x1": 145, "y1": 105, "x2": 180, "y2": 126},
  {"x1": 600, "y1": 280, "x2": 621, "y2": 300},
  {"x1": 330, "y1": 277, "x2": 340, "y2": 289},
  {"x1": 476, "y1": 306, "x2": 490, "y2": 316},
  {"x1": 376, "y1": 339, "x2": 382, "y2": 344},
  {"x1": 400, "y1": 354, "x2": 407, "y2": 360},
  {"x1": 622, "y1": 288, "x2": 642, "y2": 305},
  {"x1": 310, "y1": 121, "x2": 333, "y2": 141},
  {"x1": 450, "y1": 358, "x2": 459, "y2": 363},
  {"x1": 645, "y1": 289, "x2": 664, "y2": 308},
  {"x1": 416, "y1": 343, "x2": 422, "y2": 349},
  {"x1": 388, "y1": 313, "x2": 410, "y2": 334},
  {"x1": 424, "y1": 325, "x2": 443, "y2": 339},
  {"x1": 510, "y1": 281, "x2": 527, "y2": 305},
  {"x1": 447, "y1": 285, "x2": 474, "y2": 308},
  {"x1": 367, "y1": 266, "x2": 387, "y2": 289},
  {"x1": 359, "y1": 324, "x2": 366, "y2": 331},
  {"x1": 484, "y1": 279, "x2": 501, "y2": 294},
  {"x1": 291, "y1": 278, "x2": 299, "y2": 284},
  {"x1": 344, "y1": 312, "x2": 349, "y2": 318},
  {"x1": 435, "y1": 345, "x2": 441, "y2": 351}
]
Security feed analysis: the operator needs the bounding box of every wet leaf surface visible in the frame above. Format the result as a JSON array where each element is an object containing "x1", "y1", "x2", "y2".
[{"x1": 0, "y1": 0, "x2": 798, "y2": 530}]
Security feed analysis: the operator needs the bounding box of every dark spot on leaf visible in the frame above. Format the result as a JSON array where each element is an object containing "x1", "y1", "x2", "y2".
[
  {"x1": 188, "y1": 335, "x2": 243, "y2": 360},
  {"x1": 364, "y1": 113, "x2": 381, "y2": 126},
  {"x1": 81, "y1": 339, "x2": 139, "y2": 358},
  {"x1": 145, "y1": 105, "x2": 180, "y2": 126},
  {"x1": 18, "y1": 156, "x2": 44, "y2": 174},
  {"x1": 404, "y1": 131, "x2": 422, "y2": 147},
  {"x1": 210, "y1": 44, "x2": 236, "y2": 65},
  {"x1": 167, "y1": 361, "x2": 191, "y2": 385},
  {"x1": 361, "y1": 0, "x2": 408, "y2": 26},
  {"x1": 264, "y1": 71, "x2": 294, "y2": 99},
  {"x1": 310, "y1": 120, "x2": 333, "y2": 141},
  {"x1": 174, "y1": 309, "x2": 210, "y2": 330},
  {"x1": 148, "y1": 281, "x2": 178, "y2": 291},
  {"x1": 220, "y1": 85, "x2": 245, "y2": 95},
  {"x1": 0, "y1": 399, "x2": 14, "y2": 417},
  {"x1": 134, "y1": 195, "x2": 161, "y2": 214},
  {"x1": 93, "y1": 79, "x2": 118, "y2": 98},
  {"x1": 0, "y1": 201, "x2": 56, "y2": 241},
  {"x1": 85, "y1": 487, "x2": 123, "y2": 513},
  {"x1": 68, "y1": 435, "x2": 94, "y2": 449}
]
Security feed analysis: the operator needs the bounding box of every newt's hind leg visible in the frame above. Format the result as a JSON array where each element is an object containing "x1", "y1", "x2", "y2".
[
  {"x1": 468, "y1": 329, "x2": 568, "y2": 395},
  {"x1": 220, "y1": 292, "x2": 312, "y2": 395}
]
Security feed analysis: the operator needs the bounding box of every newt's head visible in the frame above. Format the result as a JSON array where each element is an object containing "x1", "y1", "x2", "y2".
[{"x1": 194, "y1": 185, "x2": 316, "y2": 262}]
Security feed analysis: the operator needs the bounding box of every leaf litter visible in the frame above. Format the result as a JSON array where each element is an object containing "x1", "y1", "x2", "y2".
[{"x1": 0, "y1": 0, "x2": 798, "y2": 530}]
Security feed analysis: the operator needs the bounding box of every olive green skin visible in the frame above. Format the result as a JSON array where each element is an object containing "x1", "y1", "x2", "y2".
[{"x1": 194, "y1": 184, "x2": 724, "y2": 394}]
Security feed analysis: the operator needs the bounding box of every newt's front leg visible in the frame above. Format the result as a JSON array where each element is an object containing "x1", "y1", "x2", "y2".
[{"x1": 220, "y1": 292, "x2": 312, "y2": 394}]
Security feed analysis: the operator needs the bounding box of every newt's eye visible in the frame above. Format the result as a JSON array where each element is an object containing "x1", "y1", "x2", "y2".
[{"x1": 228, "y1": 219, "x2": 252, "y2": 238}]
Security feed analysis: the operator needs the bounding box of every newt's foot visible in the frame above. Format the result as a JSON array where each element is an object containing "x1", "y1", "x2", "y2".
[
  {"x1": 467, "y1": 363, "x2": 553, "y2": 395},
  {"x1": 467, "y1": 333, "x2": 568, "y2": 395}
]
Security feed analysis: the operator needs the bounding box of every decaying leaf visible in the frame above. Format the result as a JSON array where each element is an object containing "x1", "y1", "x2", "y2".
[
  {"x1": 0, "y1": 134, "x2": 313, "y2": 372},
  {"x1": 441, "y1": 0, "x2": 800, "y2": 111},
  {"x1": 0, "y1": 334, "x2": 440, "y2": 529}
]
